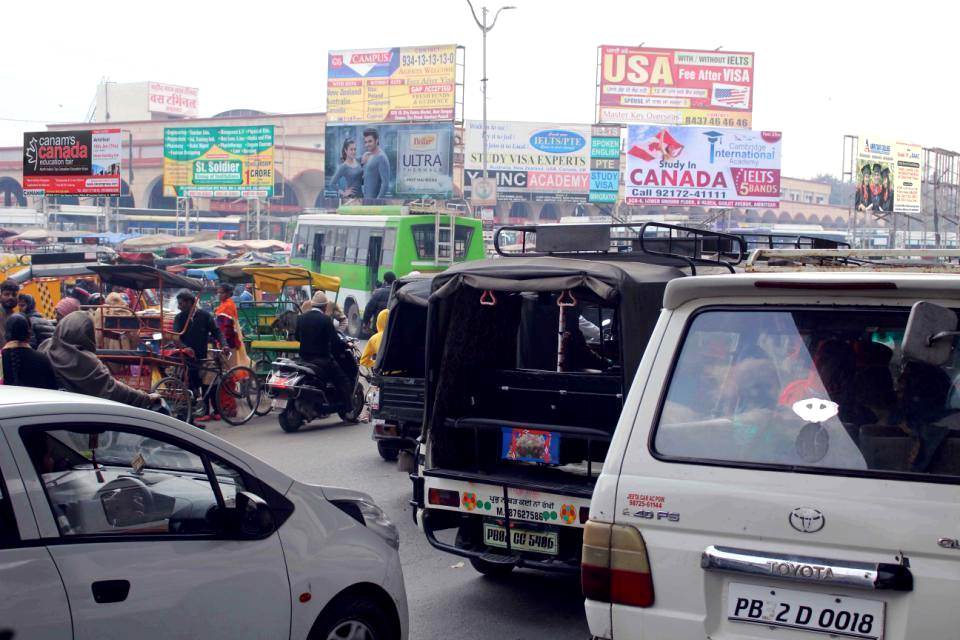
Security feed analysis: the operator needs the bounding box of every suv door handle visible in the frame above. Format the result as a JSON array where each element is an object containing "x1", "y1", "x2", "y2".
[
  {"x1": 91, "y1": 579, "x2": 131, "y2": 603},
  {"x1": 702, "y1": 545, "x2": 913, "y2": 592}
]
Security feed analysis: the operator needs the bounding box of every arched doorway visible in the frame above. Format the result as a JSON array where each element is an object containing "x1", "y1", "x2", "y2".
[
  {"x1": 762, "y1": 210, "x2": 777, "y2": 224},
  {"x1": 744, "y1": 209, "x2": 761, "y2": 224},
  {"x1": 271, "y1": 179, "x2": 301, "y2": 209},
  {"x1": 539, "y1": 203, "x2": 559, "y2": 221},
  {"x1": 793, "y1": 213, "x2": 807, "y2": 224},
  {"x1": 509, "y1": 201, "x2": 531, "y2": 221},
  {"x1": 0, "y1": 177, "x2": 24, "y2": 207},
  {"x1": 778, "y1": 211, "x2": 792, "y2": 224},
  {"x1": 147, "y1": 178, "x2": 177, "y2": 209}
]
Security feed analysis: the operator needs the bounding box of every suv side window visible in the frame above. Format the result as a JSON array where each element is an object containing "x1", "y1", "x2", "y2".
[
  {"x1": 22, "y1": 428, "x2": 247, "y2": 537},
  {"x1": 0, "y1": 470, "x2": 18, "y2": 546}
]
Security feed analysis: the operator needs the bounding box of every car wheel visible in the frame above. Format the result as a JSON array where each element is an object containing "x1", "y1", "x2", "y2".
[
  {"x1": 345, "y1": 301, "x2": 361, "y2": 338},
  {"x1": 310, "y1": 597, "x2": 392, "y2": 640},
  {"x1": 377, "y1": 441, "x2": 399, "y2": 461},
  {"x1": 279, "y1": 408, "x2": 303, "y2": 432},
  {"x1": 470, "y1": 556, "x2": 516, "y2": 577}
]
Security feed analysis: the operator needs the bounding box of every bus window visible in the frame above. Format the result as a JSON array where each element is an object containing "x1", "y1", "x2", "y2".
[
  {"x1": 333, "y1": 227, "x2": 348, "y2": 262},
  {"x1": 357, "y1": 228, "x2": 371, "y2": 263},
  {"x1": 346, "y1": 227, "x2": 360, "y2": 264},
  {"x1": 454, "y1": 226, "x2": 474, "y2": 261},
  {"x1": 381, "y1": 228, "x2": 397, "y2": 268},
  {"x1": 410, "y1": 223, "x2": 475, "y2": 261},
  {"x1": 411, "y1": 224, "x2": 435, "y2": 259}
]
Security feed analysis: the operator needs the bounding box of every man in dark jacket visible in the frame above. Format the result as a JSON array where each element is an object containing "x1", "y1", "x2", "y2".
[
  {"x1": 296, "y1": 291, "x2": 352, "y2": 403},
  {"x1": 0, "y1": 281, "x2": 19, "y2": 322},
  {"x1": 172, "y1": 291, "x2": 227, "y2": 423},
  {"x1": 362, "y1": 271, "x2": 396, "y2": 334},
  {"x1": 17, "y1": 294, "x2": 54, "y2": 348}
]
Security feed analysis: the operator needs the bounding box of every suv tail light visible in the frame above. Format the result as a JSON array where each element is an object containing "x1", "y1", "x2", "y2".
[
  {"x1": 427, "y1": 488, "x2": 460, "y2": 508},
  {"x1": 582, "y1": 521, "x2": 654, "y2": 607}
]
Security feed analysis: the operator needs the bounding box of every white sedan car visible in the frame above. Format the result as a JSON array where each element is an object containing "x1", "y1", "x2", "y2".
[{"x1": 0, "y1": 387, "x2": 407, "y2": 640}]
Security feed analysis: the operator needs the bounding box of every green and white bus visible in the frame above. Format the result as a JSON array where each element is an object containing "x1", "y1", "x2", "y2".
[{"x1": 291, "y1": 205, "x2": 485, "y2": 335}]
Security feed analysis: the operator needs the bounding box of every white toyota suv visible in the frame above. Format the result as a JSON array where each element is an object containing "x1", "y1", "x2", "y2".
[
  {"x1": 585, "y1": 269, "x2": 960, "y2": 640},
  {"x1": 0, "y1": 387, "x2": 407, "y2": 640}
]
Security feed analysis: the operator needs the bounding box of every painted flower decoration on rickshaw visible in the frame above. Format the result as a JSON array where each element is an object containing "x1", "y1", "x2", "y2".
[
  {"x1": 560, "y1": 503, "x2": 577, "y2": 525},
  {"x1": 462, "y1": 492, "x2": 478, "y2": 511}
]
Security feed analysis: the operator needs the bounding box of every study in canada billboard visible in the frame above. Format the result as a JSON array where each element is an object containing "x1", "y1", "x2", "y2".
[
  {"x1": 327, "y1": 44, "x2": 457, "y2": 123},
  {"x1": 625, "y1": 125, "x2": 781, "y2": 208},
  {"x1": 598, "y1": 46, "x2": 754, "y2": 129},
  {"x1": 22, "y1": 129, "x2": 122, "y2": 196},
  {"x1": 163, "y1": 126, "x2": 275, "y2": 198}
]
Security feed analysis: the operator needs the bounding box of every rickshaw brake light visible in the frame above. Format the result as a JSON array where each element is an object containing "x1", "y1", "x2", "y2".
[
  {"x1": 427, "y1": 488, "x2": 460, "y2": 508},
  {"x1": 581, "y1": 521, "x2": 654, "y2": 608}
]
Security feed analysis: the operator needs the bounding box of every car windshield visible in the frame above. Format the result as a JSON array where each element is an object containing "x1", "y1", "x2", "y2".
[{"x1": 655, "y1": 307, "x2": 960, "y2": 480}]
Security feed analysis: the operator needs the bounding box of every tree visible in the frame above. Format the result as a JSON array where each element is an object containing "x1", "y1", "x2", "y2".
[{"x1": 812, "y1": 174, "x2": 856, "y2": 207}]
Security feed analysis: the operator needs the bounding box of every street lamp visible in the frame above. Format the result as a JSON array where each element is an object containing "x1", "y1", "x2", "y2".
[{"x1": 466, "y1": 1, "x2": 516, "y2": 182}]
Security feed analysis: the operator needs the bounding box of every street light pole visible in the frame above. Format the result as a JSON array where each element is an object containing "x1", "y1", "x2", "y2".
[{"x1": 466, "y1": 1, "x2": 515, "y2": 182}]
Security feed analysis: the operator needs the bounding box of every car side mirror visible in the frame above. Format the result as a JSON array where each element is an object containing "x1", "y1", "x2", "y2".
[
  {"x1": 234, "y1": 491, "x2": 276, "y2": 539},
  {"x1": 902, "y1": 301, "x2": 960, "y2": 366}
]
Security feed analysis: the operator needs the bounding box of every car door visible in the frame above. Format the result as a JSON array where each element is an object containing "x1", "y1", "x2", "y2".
[
  {"x1": 614, "y1": 303, "x2": 960, "y2": 640},
  {"x1": 0, "y1": 429, "x2": 72, "y2": 640},
  {"x1": 10, "y1": 418, "x2": 292, "y2": 640}
]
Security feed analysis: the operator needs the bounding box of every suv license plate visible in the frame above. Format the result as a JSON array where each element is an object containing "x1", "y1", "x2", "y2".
[
  {"x1": 272, "y1": 398, "x2": 288, "y2": 409},
  {"x1": 483, "y1": 524, "x2": 558, "y2": 556},
  {"x1": 728, "y1": 582, "x2": 884, "y2": 639}
]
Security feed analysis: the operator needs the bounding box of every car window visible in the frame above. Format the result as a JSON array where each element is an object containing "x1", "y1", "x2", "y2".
[
  {"x1": 654, "y1": 307, "x2": 960, "y2": 480},
  {"x1": 22, "y1": 428, "x2": 246, "y2": 537},
  {"x1": 0, "y1": 469, "x2": 18, "y2": 546}
]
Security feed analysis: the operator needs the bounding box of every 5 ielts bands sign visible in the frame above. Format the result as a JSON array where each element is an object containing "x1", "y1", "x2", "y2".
[
  {"x1": 625, "y1": 125, "x2": 781, "y2": 208},
  {"x1": 598, "y1": 46, "x2": 754, "y2": 129},
  {"x1": 22, "y1": 129, "x2": 122, "y2": 196}
]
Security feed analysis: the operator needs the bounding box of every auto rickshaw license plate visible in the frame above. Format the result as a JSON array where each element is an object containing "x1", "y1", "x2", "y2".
[{"x1": 483, "y1": 524, "x2": 558, "y2": 555}]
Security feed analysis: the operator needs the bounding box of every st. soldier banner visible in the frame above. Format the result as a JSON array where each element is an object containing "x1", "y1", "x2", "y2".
[
  {"x1": 22, "y1": 129, "x2": 122, "y2": 196},
  {"x1": 163, "y1": 126, "x2": 275, "y2": 198},
  {"x1": 598, "y1": 46, "x2": 754, "y2": 129},
  {"x1": 855, "y1": 138, "x2": 922, "y2": 214},
  {"x1": 327, "y1": 45, "x2": 457, "y2": 123},
  {"x1": 324, "y1": 123, "x2": 454, "y2": 199},
  {"x1": 625, "y1": 125, "x2": 781, "y2": 208}
]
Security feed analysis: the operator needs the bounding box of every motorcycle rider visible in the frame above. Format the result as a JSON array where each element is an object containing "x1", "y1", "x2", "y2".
[{"x1": 295, "y1": 291, "x2": 353, "y2": 405}]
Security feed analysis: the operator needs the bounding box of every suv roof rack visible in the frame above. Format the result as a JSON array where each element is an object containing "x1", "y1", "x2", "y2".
[
  {"x1": 735, "y1": 232, "x2": 850, "y2": 250},
  {"x1": 493, "y1": 221, "x2": 746, "y2": 274},
  {"x1": 746, "y1": 248, "x2": 960, "y2": 273}
]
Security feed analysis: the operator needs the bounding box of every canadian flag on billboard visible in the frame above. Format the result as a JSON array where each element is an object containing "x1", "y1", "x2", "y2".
[{"x1": 628, "y1": 129, "x2": 684, "y2": 162}]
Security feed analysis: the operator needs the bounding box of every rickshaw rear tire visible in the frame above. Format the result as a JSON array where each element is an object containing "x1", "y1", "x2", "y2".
[
  {"x1": 345, "y1": 300, "x2": 361, "y2": 338},
  {"x1": 377, "y1": 441, "x2": 400, "y2": 461}
]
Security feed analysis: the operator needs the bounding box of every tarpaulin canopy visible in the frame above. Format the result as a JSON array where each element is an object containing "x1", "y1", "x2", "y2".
[
  {"x1": 239, "y1": 267, "x2": 340, "y2": 294},
  {"x1": 87, "y1": 264, "x2": 204, "y2": 292},
  {"x1": 11, "y1": 228, "x2": 52, "y2": 241}
]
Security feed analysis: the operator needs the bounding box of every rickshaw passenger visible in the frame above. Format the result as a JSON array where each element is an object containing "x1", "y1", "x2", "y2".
[
  {"x1": 40, "y1": 312, "x2": 158, "y2": 408},
  {"x1": 17, "y1": 294, "x2": 54, "y2": 348},
  {"x1": 54, "y1": 297, "x2": 81, "y2": 322},
  {"x1": 360, "y1": 310, "x2": 389, "y2": 368},
  {"x1": 296, "y1": 292, "x2": 352, "y2": 403},
  {"x1": 173, "y1": 291, "x2": 227, "y2": 423}
]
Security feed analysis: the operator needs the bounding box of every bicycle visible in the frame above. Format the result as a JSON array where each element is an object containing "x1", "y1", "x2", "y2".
[{"x1": 153, "y1": 348, "x2": 264, "y2": 426}]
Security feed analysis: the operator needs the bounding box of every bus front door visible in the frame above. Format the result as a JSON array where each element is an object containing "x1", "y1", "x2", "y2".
[
  {"x1": 366, "y1": 235, "x2": 383, "y2": 291},
  {"x1": 312, "y1": 232, "x2": 325, "y2": 271}
]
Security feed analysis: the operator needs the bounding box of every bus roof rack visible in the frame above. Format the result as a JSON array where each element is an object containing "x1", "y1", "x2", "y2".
[
  {"x1": 746, "y1": 248, "x2": 960, "y2": 273},
  {"x1": 493, "y1": 221, "x2": 746, "y2": 274}
]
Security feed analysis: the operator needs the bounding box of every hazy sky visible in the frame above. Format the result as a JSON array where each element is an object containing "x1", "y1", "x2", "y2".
[{"x1": 1, "y1": 0, "x2": 953, "y2": 178}]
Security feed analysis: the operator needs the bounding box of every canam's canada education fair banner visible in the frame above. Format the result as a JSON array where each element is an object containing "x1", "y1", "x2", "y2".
[
  {"x1": 854, "y1": 138, "x2": 922, "y2": 215},
  {"x1": 327, "y1": 45, "x2": 457, "y2": 123},
  {"x1": 22, "y1": 129, "x2": 122, "y2": 196},
  {"x1": 599, "y1": 46, "x2": 754, "y2": 129},
  {"x1": 625, "y1": 125, "x2": 781, "y2": 208},
  {"x1": 163, "y1": 126, "x2": 275, "y2": 198}
]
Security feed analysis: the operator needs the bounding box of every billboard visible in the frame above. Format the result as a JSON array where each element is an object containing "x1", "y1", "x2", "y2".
[
  {"x1": 324, "y1": 123, "x2": 454, "y2": 199},
  {"x1": 327, "y1": 45, "x2": 457, "y2": 123},
  {"x1": 464, "y1": 121, "x2": 599, "y2": 203},
  {"x1": 22, "y1": 129, "x2": 122, "y2": 196},
  {"x1": 855, "y1": 138, "x2": 922, "y2": 214},
  {"x1": 598, "y1": 46, "x2": 754, "y2": 129},
  {"x1": 590, "y1": 125, "x2": 621, "y2": 204},
  {"x1": 625, "y1": 126, "x2": 781, "y2": 208},
  {"x1": 163, "y1": 126, "x2": 275, "y2": 198},
  {"x1": 149, "y1": 82, "x2": 199, "y2": 117}
]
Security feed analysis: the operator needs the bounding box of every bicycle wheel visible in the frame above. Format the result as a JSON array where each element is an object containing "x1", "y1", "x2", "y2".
[
  {"x1": 216, "y1": 366, "x2": 263, "y2": 426},
  {"x1": 152, "y1": 376, "x2": 193, "y2": 424}
]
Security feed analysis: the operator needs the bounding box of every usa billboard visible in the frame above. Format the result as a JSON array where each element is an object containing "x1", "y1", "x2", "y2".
[
  {"x1": 327, "y1": 45, "x2": 457, "y2": 123},
  {"x1": 855, "y1": 138, "x2": 922, "y2": 214},
  {"x1": 163, "y1": 126, "x2": 275, "y2": 198},
  {"x1": 625, "y1": 126, "x2": 781, "y2": 208},
  {"x1": 598, "y1": 46, "x2": 754, "y2": 129},
  {"x1": 324, "y1": 123, "x2": 454, "y2": 199},
  {"x1": 22, "y1": 129, "x2": 122, "y2": 196},
  {"x1": 464, "y1": 121, "x2": 598, "y2": 203}
]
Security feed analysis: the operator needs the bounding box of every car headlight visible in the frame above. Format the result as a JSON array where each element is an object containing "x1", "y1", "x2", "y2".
[{"x1": 331, "y1": 498, "x2": 399, "y2": 549}]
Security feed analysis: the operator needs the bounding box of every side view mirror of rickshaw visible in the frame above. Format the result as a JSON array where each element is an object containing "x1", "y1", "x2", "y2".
[{"x1": 902, "y1": 301, "x2": 960, "y2": 366}]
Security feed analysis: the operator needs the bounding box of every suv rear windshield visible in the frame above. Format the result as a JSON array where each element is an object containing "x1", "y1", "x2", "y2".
[{"x1": 654, "y1": 307, "x2": 960, "y2": 480}]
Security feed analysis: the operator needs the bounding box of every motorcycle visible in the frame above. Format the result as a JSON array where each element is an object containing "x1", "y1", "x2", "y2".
[{"x1": 266, "y1": 334, "x2": 365, "y2": 433}]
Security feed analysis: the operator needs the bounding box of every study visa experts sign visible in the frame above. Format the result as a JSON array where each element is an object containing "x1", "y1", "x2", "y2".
[
  {"x1": 598, "y1": 46, "x2": 754, "y2": 129},
  {"x1": 22, "y1": 129, "x2": 122, "y2": 196},
  {"x1": 163, "y1": 126, "x2": 275, "y2": 198},
  {"x1": 624, "y1": 125, "x2": 781, "y2": 208}
]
